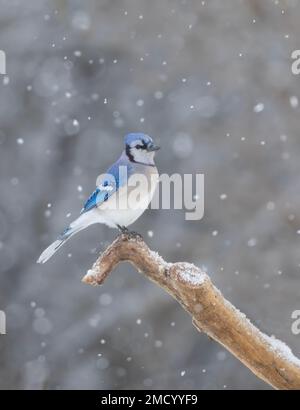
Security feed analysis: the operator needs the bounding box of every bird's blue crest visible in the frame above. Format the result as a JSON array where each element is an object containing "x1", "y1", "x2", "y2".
[{"x1": 124, "y1": 133, "x2": 153, "y2": 146}]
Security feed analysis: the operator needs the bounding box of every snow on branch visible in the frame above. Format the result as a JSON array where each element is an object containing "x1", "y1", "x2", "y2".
[{"x1": 82, "y1": 234, "x2": 300, "y2": 390}]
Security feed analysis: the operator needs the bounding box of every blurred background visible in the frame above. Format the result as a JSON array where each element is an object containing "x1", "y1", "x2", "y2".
[{"x1": 1, "y1": 0, "x2": 300, "y2": 390}]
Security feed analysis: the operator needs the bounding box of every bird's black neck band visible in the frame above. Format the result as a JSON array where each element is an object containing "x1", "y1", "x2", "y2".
[
  {"x1": 125, "y1": 144, "x2": 134, "y2": 162},
  {"x1": 125, "y1": 145, "x2": 156, "y2": 167}
]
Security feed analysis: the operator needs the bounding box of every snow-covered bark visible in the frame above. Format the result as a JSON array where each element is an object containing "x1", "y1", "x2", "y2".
[{"x1": 83, "y1": 234, "x2": 300, "y2": 390}]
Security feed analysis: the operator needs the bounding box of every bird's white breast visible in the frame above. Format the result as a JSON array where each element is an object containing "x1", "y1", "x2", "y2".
[{"x1": 97, "y1": 165, "x2": 159, "y2": 228}]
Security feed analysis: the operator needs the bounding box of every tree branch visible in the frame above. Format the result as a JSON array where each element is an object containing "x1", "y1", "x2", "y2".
[{"x1": 82, "y1": 234, "x2": 300, "y2": 390}]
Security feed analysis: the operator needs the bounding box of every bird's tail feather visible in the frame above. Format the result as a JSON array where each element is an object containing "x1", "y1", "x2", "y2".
[
  {"x1": 37, "y1": 211, "x2": 97, "y2": 264},
  {"x1": 37, "y1": 238, "x2": 67, "y2": 264},
  {"x1": 37, "y1": 226, "x2": 83, "y2": 264}
]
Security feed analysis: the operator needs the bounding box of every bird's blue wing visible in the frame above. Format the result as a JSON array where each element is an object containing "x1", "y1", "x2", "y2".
[
  {"x1": 81, "y1": 187, "x2": 102, "y2": 213},
  {"x1": 81, "y1": 161, "x2": 133, "y2": 214},
  {"x1": 81, "y1": 181, "x2": 114, "y2": 214}
]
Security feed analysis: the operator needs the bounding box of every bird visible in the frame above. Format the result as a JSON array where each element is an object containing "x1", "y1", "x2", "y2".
[{"x1": 37, "y1": 133, "x2": 160, "y2": 264}]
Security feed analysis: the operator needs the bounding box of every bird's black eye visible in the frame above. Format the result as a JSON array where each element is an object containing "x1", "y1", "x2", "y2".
[{"x1": 135, "y1": 144, "x2": 143, "y2": 150}]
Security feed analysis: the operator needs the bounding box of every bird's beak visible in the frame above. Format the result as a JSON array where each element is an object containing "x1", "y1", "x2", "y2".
[{"x1": 147, "y1": 143, "x2": 160, "y2": 152}]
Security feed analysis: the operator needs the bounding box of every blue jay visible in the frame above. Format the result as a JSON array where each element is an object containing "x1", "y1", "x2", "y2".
[{"x1": 37, "y1": 133, "x2": 160, "y2": 264}]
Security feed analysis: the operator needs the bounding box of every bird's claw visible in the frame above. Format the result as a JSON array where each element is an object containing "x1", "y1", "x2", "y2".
[
  {"x1": 117, "y1": 225, "x2": 129, "y2": 234},
  {"x1": 127, "y1": 230, "x2": 143, "y2": 240},
  {"x1": 117, "y1": 225, "x2": 143, "y2": 240}
]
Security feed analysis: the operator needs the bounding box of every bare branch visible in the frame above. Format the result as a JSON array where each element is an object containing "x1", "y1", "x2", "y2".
[{"x1": 82, "y1": 234, "x2": 300, "y2": 390}]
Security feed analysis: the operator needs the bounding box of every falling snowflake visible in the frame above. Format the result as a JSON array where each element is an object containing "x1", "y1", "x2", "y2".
[{"x1": 253, "y1": 103, "x2": 264, "y2": 113}]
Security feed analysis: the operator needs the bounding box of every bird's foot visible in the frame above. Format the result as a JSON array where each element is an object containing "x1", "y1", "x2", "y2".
[
  {"x1": 127, "y1": 230, "x2": 143, "y2": 240},
  {"x1": 117, "y1": 225, "x2": 129, "y2": 234},
  {"x1": 117, "y1": 225, "x2": 143, "y2": 240}
]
